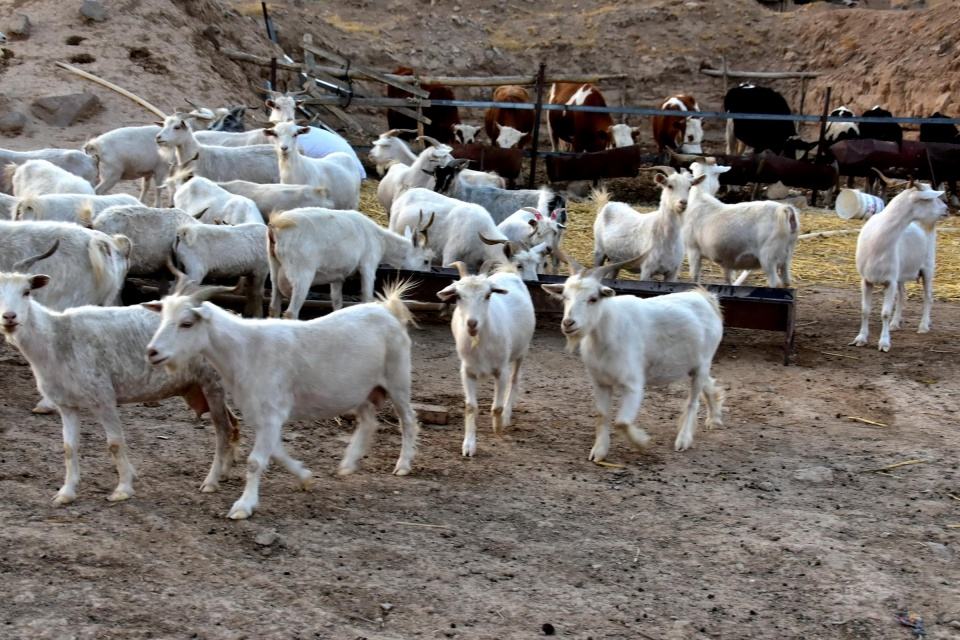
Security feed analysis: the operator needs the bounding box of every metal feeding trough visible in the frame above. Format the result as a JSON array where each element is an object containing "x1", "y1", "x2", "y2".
[{"x1": 123, "y1": 268, "x2": 796, "y2": 364}]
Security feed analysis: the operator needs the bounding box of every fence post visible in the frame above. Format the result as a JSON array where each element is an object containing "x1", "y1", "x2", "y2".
[
  {"x1": 527, "y1": 62, "x2": 547, "y2": 189},
  {"x1": 810, "y1": 86, "x2": 832, "y2": 207}
]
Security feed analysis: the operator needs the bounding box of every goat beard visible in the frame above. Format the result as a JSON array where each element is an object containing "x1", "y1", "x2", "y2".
[{"x1": 563, "y1": 333, "x2": 583, "y2": 353}]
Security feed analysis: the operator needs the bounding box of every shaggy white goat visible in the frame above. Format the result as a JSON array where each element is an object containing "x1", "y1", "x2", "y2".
[
  {"x1": 1, "y1": 147, "x2": 97, "y2": 193},
  {"x1": 0, "y1": 265, "x2": 239, "y2": 504},
  {"x1": 170, "y1": 173, "x2": 263, "y2": 225},
  {"x1": 264, "y1": 122, "x2": 360, "y2": 210},
  {"x1": 218, "y1": 180, "x2": 332, "y2": 219},
  {"x1": 13, "y1": 193, "x2": 139, "y2": 223},
  {"x1": 6, "y1": 159, "x2": 95, "y2": 197},
  {"x1": 84, "y1": 125, "x2": 171, "y2": 205},
  {"x1": 542, "y1": 257, "x2": 724, "y2": 459},
  {"x1": 91, "y1": 205, "x2": 198, "y2": 276},
  {"x1": 145, "y1": 281, "x2": 420, "y2": 519},
  {"x1": 437, "y1": 263, "x2": 536, "y2": 456},
  {"x1": 850, "y1": 182, "x2": 947, "y2": 352},
  {"x1": 175, "y1": 223, "x2": 269, "y2": 317},
  {"x1": 592, "y1": 168, "x2": 698, "y2": 281},
  {"x1": 267, "y1": 208, "x2": 434, "y2": 317}
]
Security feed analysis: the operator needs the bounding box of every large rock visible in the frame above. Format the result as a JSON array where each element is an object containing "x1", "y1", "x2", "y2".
[
  {"x1": 793, "y1": 466, "x2": 834, "y2": 484},
  {"x1": 0, "y1": 111, "x2": 27, "y2": 135},
  {"x1": 30, "y1": 92, "x2": 102, "y2": 127},
  {"x1": 79, "y1": 0, "x2": 108, "y2": 22},
  {"x1": 6, "y1": 14, "x2": 31, "y2": 39}
]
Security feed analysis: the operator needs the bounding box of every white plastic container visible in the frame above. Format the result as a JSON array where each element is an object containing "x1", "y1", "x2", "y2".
[{"x1": 836, "y1": 189, "x2": 885, "y2": 220}]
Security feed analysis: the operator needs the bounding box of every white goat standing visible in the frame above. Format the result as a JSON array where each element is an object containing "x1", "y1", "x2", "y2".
[
  {"x1": 218, "y1": 180, "x2": 333, "y2": 219},
  {"x1": 376, "y1": 136, "x2": 454, "y2": 212},
  {"x1": 175, "y1": 223, "x2": 269, "y2": 317},
  {"x1": 84, "y1": 125, "x2": 171, "y2": 205},
  {"x1": 592, "y1": 167, "x2": 698, "y2": 281},
  {"x1": 145, "y1": 280, "x2": 421, "y2": 519},
  {"x1": 369, "y1": 129, "x2": 418, "y2": 176},
  {"x1": 542, "y1": 256, "x2": 725, "y2": 460},
  {"x1": 0, "y1": 256, "x2": 239, "y2": 504},
  {"x1": 170, "y1": 173, "x2": 263, "y2": 225},
  {"x1": 91, "y1": 204, "x2": 198, "y2": 276},
  {"x1": 850, "y1": 182, "x2": 947, "y2": 352},
  {"x1": 437, "y1": 263, "x2": 536, "y2": 457},
  {"x1": 267, "y1": 208, "x2": 434, "y2": 317},
  {"x1": 6, "y1": 159, "x2": 96, "y2": 197},
  {"x1": 684, "y1": 167, "x2": 799, "y2": 287},
  {"x1": 264, "y1": 122, "x2": 360, "y2": 210},
  {"x1": 14, "y1": 194, "x2": 139, "y2": 223}
]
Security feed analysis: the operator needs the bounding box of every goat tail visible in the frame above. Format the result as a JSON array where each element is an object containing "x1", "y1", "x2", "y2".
[
  {"x1": 82, "y1": 139, "x2": 101, "y2": 162},
  {"x1": 589, "y1": 187, "x2": 610, "y2": 214},
  {"x1": 87, "y1": 235, "x2": 113, "y2": 303},
  {"x1": 77, "y1": 201, "x2": 95, "y2": 228},
  {"x1": 377, "y1": 278, "x2": 419, "y2": 329},
  {"x1": 694, "y1": 285, "x2": 723, "y2": 320},
  {"x1": 2, "y1": 163, "x2": 17, "y2": 193},
  {"x1": 778, "y1": 204, "x2": 799, "y2": 236}
]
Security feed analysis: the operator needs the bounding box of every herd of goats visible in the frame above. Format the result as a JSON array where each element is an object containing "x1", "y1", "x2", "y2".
[{"x1": 0, "y1": 85, "x2": 950, "y2": 519}]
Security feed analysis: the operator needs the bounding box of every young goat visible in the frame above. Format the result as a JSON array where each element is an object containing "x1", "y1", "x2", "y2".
[
  {"x1": 851, "y1": 180, "x2": 947, "y2": 352},
  {"x1": 145, "y1": 280, "x2": 421, "y2": 519},
  {"x1": 174, "y1": 223, "x2": 269, "y2": 317},
  {"x1": 267, "y1": 208, "x2": 434, "y2": 317},
  {"x1": 542, "y1": 255, "x2": 724, "y2": 459},
  {"x1": 263, "y1": 122, "x2": 360, "y2": 210},
  {"x1": 684, "y1": 167, "x2": 798, "y2": 287},
  {"x1": 437, "y1": 262, "x2": 536, "y2": 457},
  {"x1": 592, "y1": 167, "x2": 699, "y2": 281},
  {"x1": 0, "y1": 254, "x2": 239, "y2": 504}
]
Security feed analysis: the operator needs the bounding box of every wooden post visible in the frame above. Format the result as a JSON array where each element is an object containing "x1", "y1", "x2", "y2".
[
  {"x1": 527, "y1": 62, "x2": 547, "y2": 189},
  {"x1": 270, "y1": 57, "x2": 277, "y2": 92},
  {"x1": 798, "y1": 76, "x2": 807, "y2": 120},
  {"x1": 809, "y1": 86, "x2": 832, "y2": 207}
]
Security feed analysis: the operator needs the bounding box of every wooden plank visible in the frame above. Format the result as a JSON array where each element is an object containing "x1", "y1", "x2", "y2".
[
  {"x1": 701, "y1": 67, "x2": 821, "y2": 80},
  {"x1": 412, "y1": 403, "x2": 449, "y2": 426},
  {"x1": 302, "y1": 95, "x2": 432, "y2": 108},
  {"x1": 302, "y1": 41, "x2": 430, "y2": 98}
]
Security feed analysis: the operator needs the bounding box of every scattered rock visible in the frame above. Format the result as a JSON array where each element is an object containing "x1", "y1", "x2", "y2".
[
  {"x1": 254, "y1": 530, "x2": 279, "y2": 546},
  {"x1": 30, "y1": 92, "x2": 102, "y2": 127},
  {"x1": 0, "y1": 111, "x2": 27, "y2": 135},
  {"x1": 80, "y1": 0, "x2": 108, "y2": 22},
  {"x1": 541, "y1": 623, "x2": 555, "y2": 636},
  {"x1": 65, "y1": 35, "x2": 86, "y2": 46},
  {"x1": 6, "y1": 14, "x2": 31, "y2": 39},
  {"x1": 380, "y1": 603, "x2": 394, "y2": 613},
  {"x1": 793, "y1": 466, "x2": 834, "y2": 484}
]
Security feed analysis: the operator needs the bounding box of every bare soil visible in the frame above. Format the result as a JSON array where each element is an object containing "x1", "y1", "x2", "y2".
[{"x1": 2, "y1": 288, "x2": 959, "y2": 639}]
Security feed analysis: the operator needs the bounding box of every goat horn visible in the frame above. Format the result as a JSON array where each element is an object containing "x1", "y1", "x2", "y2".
[
  {"x1": 419, "y1": 211, "x2": 436, "y2": 232},
  {"x1": 650, "y1": 165, "x2": 676, "y2": 176},
  {"x1": 594, "y1": 254, "x2": 644, "y2": 281},
  {"x1": 871, "y1": 167, "x2": 897, "y2": 187},
  {"x1": 13, "y1": 239, "x2": 60, "y2": 271},
  {"x1": 184, "y1": 98, "x2": 200, "y2": 108},
  {"x1": 190, "y1": 284, "x2": 239, "y2": 303},
  {"x1": 166, "y1": 256, "x2": 191, "y2": 294},
  {"x1": 479, "y1": 233, "x2": 507, "y2": 246},
  {"x1": 664, "y1": 148, "x2": 702, "y2": 164},
  {"x1": 554, "y1": 247, "x2": 583, "y2": 275},
  {"x1": 191, "y1": 206, "x2": 210, "y2": 220},
  {"x1": 448, "y1": 261, "x2": 470, "y2": 279},
  {"x1": 416, "y1": 135, "x2": 443, "y2": 148}
]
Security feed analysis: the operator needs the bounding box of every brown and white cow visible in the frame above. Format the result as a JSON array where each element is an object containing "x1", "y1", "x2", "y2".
[
  {"x1": 386, "y1": 67, "x2": 460, "y2": 145},
  {"x1": 651, "y1": 94, "x2": 704, "y2": 154},
  {"x1": 547, "y1": 83, "x2": 615, "y2": 153},
  {"x1": 484, "y1": 85, "x2": 535, "y2": 149}
]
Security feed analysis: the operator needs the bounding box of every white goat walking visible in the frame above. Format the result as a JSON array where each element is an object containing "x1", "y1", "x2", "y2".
[
  {"x1": 0, "y1": 258, "x2": 239, "y2": 504},
  {"x1": 84, "y1": 125, "x2": 171, "y2": 205},
  {"x1": 145, "y1": 280, "x2": 421, "y2": 519},
  {"x1": 267, "y1": 208, "x2": 434, "y2": 317},
  {"x1": 850, "y1": 181, "x2": 947, "y2": 352},
  {"x1": 437, "y1": 263, "x2": 536, "y2": 457},
  {"x1": 542, "y1": 256, "x2": 724, "y2": 459},
  {"x1": 592, "y1": 167, "x2": 698, "y2": 281}
]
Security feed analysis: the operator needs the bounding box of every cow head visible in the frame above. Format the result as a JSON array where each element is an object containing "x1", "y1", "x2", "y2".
[
  {"x1": 607, "y1": 124, "x2": 641, "y2": 148},
  {"x1": 452, "y1": 123, "x2": 481, "y2": 145},
  {"x1": 493, "y1": 122, "x2": 528, "y2": 149}
]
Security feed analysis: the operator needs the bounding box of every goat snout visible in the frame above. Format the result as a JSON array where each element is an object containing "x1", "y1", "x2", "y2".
[
  {"x1": 280, "y1": 145, "x2": 290, "y2": 153},
  {"x1": 1, "y1": 311, "x2": 18, "y2": 332},
  {"x1": 561, "y1": 317, "x2": 577, "y2": 333},
  {"x1": 466, "y1": 318, "x2": 479, "y2": 336},
  {"x1": 677, "y1": 199, "x2": 688, "y2": 211},
  {"x1": 146, "y1": 347, "x2": 168, "y2": 365}
]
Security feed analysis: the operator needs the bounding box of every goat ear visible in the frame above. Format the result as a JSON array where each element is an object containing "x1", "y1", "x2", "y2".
[
  {"x1": 716, "y1": 165, "x2": 732, "y2": 174},
  {"x1": 154, "y1": 121, "x2": 165, "y2": 126},
  {"x1": 490, "y1": 287, "x2": 508, "y2": 295},
  {"x1": 263, "y1": 128, "x2": 277, "y2": 137},
  {"x1": 436, "y1": 284, "x2": 458, "y2": 301},
  {"x1": 141, "y1": 301, "x2": 163, "y2": 313},
  {"x1": 528, "y1": 218, "x2": 538, "y2": 228},
  {"x1": 541, "y1": 283, "x2": 564, "y2": 300},
  {"x1": 297, "y1": 126, "x2": 311, "y2": 136},
  {"x1": 691, "y1": 174, "x2": 707, "y2": 186},
  {"x1": 914, "y1": 189, "x2": 945, "y2": 200},
  {"x1": 654, "y1": 173, "x2": 668, "y2": 185},
  {"x1": 600, "y1": 286, "x2": 615, "y2": 297},
  {"x1": 29, "y1": 275, "x2": 50, "y2": 290},
  {"x1": 265, "y1": 100, "x2": 276, "y2": 109}
]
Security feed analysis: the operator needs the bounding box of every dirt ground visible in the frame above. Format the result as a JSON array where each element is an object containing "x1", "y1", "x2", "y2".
[{"x1": 2, "y1": 286, "x2": 959, "y2": 640}]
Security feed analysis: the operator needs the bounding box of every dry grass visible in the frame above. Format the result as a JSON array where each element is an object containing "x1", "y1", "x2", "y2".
[
  {"x1": 360, "y1": 182, "x2": 960, "y2": 300},
  {"x1": 324, "y1": 14, "x2": 386, "y2": 35}
]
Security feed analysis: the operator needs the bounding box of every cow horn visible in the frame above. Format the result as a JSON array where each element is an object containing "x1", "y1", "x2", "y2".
[{"x1": 13, "y1": 240, "x2": 60, "y2": 271}]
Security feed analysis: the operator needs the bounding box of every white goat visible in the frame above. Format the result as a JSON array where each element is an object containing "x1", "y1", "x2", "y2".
[
  {"x1": 145, "y1": 281, "x2": 420, "y2": 519},
  {"x1": 592, "y1": 168, "x2": 698, "y2": 281},
  {"x1": 0, "y1": 147, "x2": 98, "y2": 192},
  {"x1": 542, "y1": 258, "x2": 724, "y2": 459},
  {"x1": 0, "y1": 193, "x2": 15, "y2": 219},
  {"x1": 377, "y1": 136, "x2": 454, "y2": 212},
  {"x1": 0, "y1": 266, "x2": 239, "y2": 504},
  {"x1": 850, "y1": 182, "x2": 947, "y2": 352},
  {"x1": 0, "y1": 221, "x2": 130, "y2": 310},
  {"x1": 6, "y1": 159, "x2": 96, "y2": 197},
  {"x1": 689, "y1": 159, "x2": 731, "y2": 197},
  {"x1": 195, "y1": 128, "x2": 270, "y2": 147},
  {"x1": 267, "y1": 208, "x2": 434, "y2": 317},
  {"x1": 170, "y1": 174, "x2": 263, "y2": 225},
  {"x1": 155, "y1": 114, "x2": 279, "y2": 184},
  {"x1": 218, "y1": 180, "x2": 333, "y2": 219},
  {"x1": 437, "y1": 263, "x2": 536, "y2": 456},
  {"x1": 264, "y1": 122, "x2": 360, "y2": 210},
  {"x1": 497, "y1": 206, "x2": 566, "y2": 254},
  {"x1": 91, "y1": 204, "x2": 198, "y2": 275},
  {"x1": 175, "y1": 223, "x2": 268, "y2": 317},
  {"x1": 684, "y1": 174, "x2": 799, "y2": 287},
  {"x1": 14, "y1": 193, "x2": 139, "y2": 223},
  {"x1": 369, "y1": 129, "x2": 418, "y2": 176},
  {"x1": 84, "y1": 125, "x2": 171, "y2": 205}
]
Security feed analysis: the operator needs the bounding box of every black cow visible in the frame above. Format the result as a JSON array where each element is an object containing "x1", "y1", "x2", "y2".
[
  {"x1": 919, "y1": 112, "x2": 960, "y2": 144},
  {"x1": 859, "y1": 106, "x2": 903, "y2": 144},
  {"x1": 723, "y1": 83, "x2": 816, "y2": 158}
]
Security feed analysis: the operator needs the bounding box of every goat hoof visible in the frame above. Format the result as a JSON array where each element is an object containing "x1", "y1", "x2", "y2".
[
  {"x1": 227, "y1": 506, "x2": 251, "y2": 520},
  {"x1": 337, "y1": 464, "x2": 357, "y2": 477},
  {"x1": 199, "y1": 482, "x2": 219, "y2": 493},
  {"x1": 849, "y1": 336, "x2": 868, "y2": 347},
  {"x1": 299, "y1": 473, "x2": 315, "y2": 490},
  {"x1": 918, "y1": 325, "x2": 931, "y2": 334},
  {"x1": 53, "y1": 490, "x2": 76, "y2": 505},
  {"x1": 107, "y1": 489, "x2": 133, "y2": 502},
  {"x1": 461, "y1": 440, "x2": 476, "y2": 457},
  {"x1": 878, "y1": 341, "x2": 891, "y2": 352},
  {"x1": 31, "y1": 403, "x2": 56, "y2": 415},
  {"x1": 393, "y1": 464, "x2": 411, "y2": 476}
]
